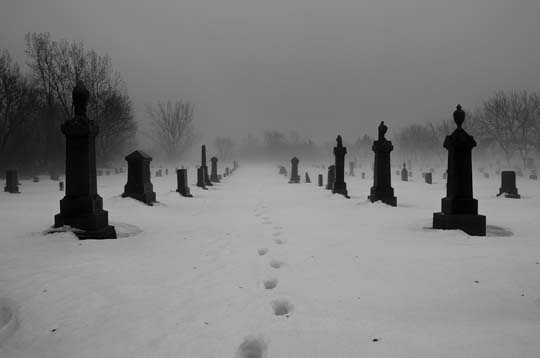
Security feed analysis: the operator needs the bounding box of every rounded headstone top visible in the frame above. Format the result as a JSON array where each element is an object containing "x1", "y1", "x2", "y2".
[
  {"x1": 453, "y1": 104, "x2": 465, "y2": 129},
  {"x1": 72, "y1": 81, "x2": 90, "y2": 116}
]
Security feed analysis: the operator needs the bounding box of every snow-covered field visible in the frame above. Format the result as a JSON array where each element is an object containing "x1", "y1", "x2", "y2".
[{"x1": 1, "y1": 164, "x2": 540, "y2": 358}]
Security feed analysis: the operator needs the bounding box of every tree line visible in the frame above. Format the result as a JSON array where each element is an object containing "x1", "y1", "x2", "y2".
[{"x1": 395, "y1": 91, "x2": 540, "y2": 167}]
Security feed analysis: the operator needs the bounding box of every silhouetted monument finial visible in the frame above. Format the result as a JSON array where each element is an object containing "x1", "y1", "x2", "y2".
[
  {"x1": 378, "y1": 121, "x2": 388, "y2": 140},
  {"x1": 453, "y1": 104, "x2": 465, "y2": 129},
  {"x1": 336, "y1": 135, "x2": 343, "y2": 147},
  {"x1": 72, "y1": 80, "x2": 90, "y2": 116}
]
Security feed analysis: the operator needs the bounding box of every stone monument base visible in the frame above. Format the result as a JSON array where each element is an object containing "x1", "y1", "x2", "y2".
[
  {"x1": 433, "y1": 212, "x2": 486, "y2": 236},
  {"x1": 121, "y1": 191, "x2": 156, "y2": 205},
  {"x1": 54, "y1": 212, "x2": 117, "y2": 240},
  {"x1": 177, "y1": 188, "x2": 193, "y2": 197},
  {"x1": 368, "y1": 194, "x2": 396, "y2": 207},
  {"x1": 289, "y1": 176, "x2": 300, "y2": 184},
  {"x1": 74, "y1": 225, "x2": 117, "y2": 240},
  {"x1": 332, "y1": 187, "x2": 349, "y2": 198}
]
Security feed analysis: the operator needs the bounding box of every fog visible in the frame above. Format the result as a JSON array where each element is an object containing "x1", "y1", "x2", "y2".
[{"x1": 1, "y1": 0, "x2": 540, "y2": 145}]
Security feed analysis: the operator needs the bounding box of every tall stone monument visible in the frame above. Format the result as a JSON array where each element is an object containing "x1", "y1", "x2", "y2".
[
  {"x1": 210, "y1": 156, "x2": 220, "y2": 183},
  {"x1": 54, "y1": 81, "x2": 116, "y2": 239},
  {"x1": 368, "y1": 121, "x2": 397, "y2": 206},
  {"x1": 332, "y1": 135, "x2": 349, "y2": 197},
  {"x1": 289, "y1": 157, "x2": 300, "y2": 183},
  {"x1": 201, "y1": 145, "x2": 212, "y2": 186},
  {"x1": 122, "y1": 150, "x2": 156, "y2": 205},
  {"x1": 433, "y1": 105, "x2": 486, "y2": 236},
  {"x1": 196, "y1": 167, "x2": 207, "y2": 189}
]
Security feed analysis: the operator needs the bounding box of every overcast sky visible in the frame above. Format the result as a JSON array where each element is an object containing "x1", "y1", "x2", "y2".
[{"x1": 1, "y1": 0, "x2": 539, "y2": 143}]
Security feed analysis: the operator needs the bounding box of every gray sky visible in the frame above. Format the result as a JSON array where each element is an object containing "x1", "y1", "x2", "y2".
[{"x1": 1, "y1": 0, "x2": 539, "y2": 143}]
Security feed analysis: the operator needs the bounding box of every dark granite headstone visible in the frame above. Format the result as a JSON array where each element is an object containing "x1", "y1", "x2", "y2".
[
  {"x1": 401, "y1": 162, "x2": 408, "y2": 181},
  {"x1": 433, "y1": 105, "x2": 486, "y2": 236},
  {"x1": 210, "y1": 157, "x2": 220, "y2": 182},
  {"x1": 349, "y1": 161, "x2": 355, "y2": 176},
  {"x1": 368, "y1": 121, "x2": 396, "y2": 206},
  {"x1": 305, "y1": 172, "x2": 311, "y2": 183},
  {"x1": 497, "y1": 171, "x2": 520, "y2": 198},
  {"x1": 4, "y1": 170, "x2": 20, "y2": 193},
  {"x1": 59, "y1": 182, "x2": 64, "y2": 191},
  {"x1": 289, "y1": 157, "x2": 300, "y2": 183},
  {"x1": 122, "y1": 150, "x2": 157, "y2": 205},
  {"x1": 196, "y1": 166, "x2": 206, "y2": 189},
  {"x1": 326, "y1": 165, "x2": 335, "y2": 190},
  {"x1": 225, "y1": 167, "x2": 230, "y2": 176},
  {"x1": 201, "y1": 145, "x2": 213, "y2": 186},
  {"x1": 318, "y1": 174, "x2": 323, "y2": 187},
  {"x1": 54, "y1": 81, "x2": 116, "y2": 239},
  {"x1": 176, "y1": 169, "x2": 193, "y2": 197},
  {"x1": 279, "y1": 166, "x2": 287, "y2": 176},
  {"x1": 425, "y1": 172, "x2": 432, "y2": 184},
  {"x1": 332, "y1": 135, "x2": 348, "y2": 197}
]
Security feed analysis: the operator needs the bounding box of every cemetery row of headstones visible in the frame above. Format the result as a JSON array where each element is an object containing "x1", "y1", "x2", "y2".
[
  {"x1": 281, "y1": 105, "x2": 508, "y2": 236},
  {"x1": 2, "y1": 81, "x2": 238, "y2": 240}
]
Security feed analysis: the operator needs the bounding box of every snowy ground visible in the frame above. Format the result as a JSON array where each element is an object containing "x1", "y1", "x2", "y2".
[{"x1": 1, "y1": 164, "x2": 540, "y2": 358}]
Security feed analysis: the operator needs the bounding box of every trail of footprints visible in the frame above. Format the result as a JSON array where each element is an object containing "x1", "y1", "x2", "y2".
[
  {"x1": 238, "y1": 202, "x2": 294, "y2": 357},
  {"x1": 254, "y1": 202, "x2": 293, "y2": 316}
]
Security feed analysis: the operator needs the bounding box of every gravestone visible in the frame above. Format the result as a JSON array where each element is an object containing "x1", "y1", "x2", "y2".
[
  {"x1": 156, "y1": 169, "x2": 162, "y2": 177},
  {"x1": 54, "y1": 81, "x2": 116, "y2": 239},
  {"x1": 433, "y1": 105, "x2": 486, "y2": 236},
  {"x1": 196, "y1": 167, "x2": 207, "y2": 189},
  {"x1": 497, "y1": 171, "x2": 520, "y2": 198},
  {"x1": 59, "y1": 182, "x2": 64, "y2": 191},
  {"x1": 425, "y1": 172, "x2": 432, "y2": 184},
  {"x1": 349, "y1": 161, "x2": 355, "y2": 176},
  {"x1": 200, "y1": 145, "x2": 213, "y2": 186},
  {"x1": 233, "y1": 160, "x2": 239, "y2": 171},
  {"x1": 401, "y1": 162, "x2": 408, "y2": 181},
  {"x1": 33, "y1": 176, "x2": 39, "y2": 183},
  {"x1": 305, "y1": 172, "x2": 311, "y2": 183},
  {"x1": 326, "y1": 165, "x2": 335, "y2": 190},
  {"x1": 279, "y1": 166, "x2": 287, "y2": 176},
  {"x1": 165, "y1": 168, "x2": 168, "y2": 175},
  {"x1": 122, "y1": 150, "x2": 157, "y2": 205},
  {"x1": 361, "y1": 172, "x2": 365, "y2": 179},
  {"x1": 210, "y1": 157, "x2": 220, "y2": 182},
  {"x1": 318, "y1": 174, "x2": 323, "y2": 187},
  {"x1": 332, "y1": 135, "x2": 349, "y2": 197},
  {"x1": 289, "y1": 157, "x2": 300, "y2": 183},
  {"x1": 225, "y1": 167, "x2": 230, "y2": 176},
  {"x1": 368, "y1": 121, "x2": 397, "y2": 206},
  {"x1": 176, "y1": 169, "x2": 193, "y2": 197},
  {"x1": 530, "y1": 171, "x2": 538, "y2": 180},
  {"x1": 4, "y1": 170, "x2": 20, "y2": 193}
]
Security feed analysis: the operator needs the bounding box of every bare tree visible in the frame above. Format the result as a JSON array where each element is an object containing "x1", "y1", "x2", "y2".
[
  {"x1": 214, "y1": 136, "x2": 235, "y2": 160},
  {"x1": 147, "y1": 100, "x2": 196, "y2": 161},
  {"x1": 477, "y1": 90, "x2": 538, "y2": 166},
  {"x1": 0, "y1": 50, "x2": 40, "y2": 169}
]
